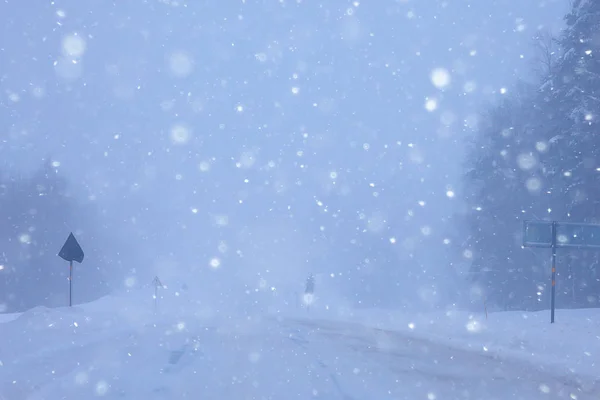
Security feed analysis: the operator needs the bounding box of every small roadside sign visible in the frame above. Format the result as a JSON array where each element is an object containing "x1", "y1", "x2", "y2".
[
  {"x1": 58, "y1": 232, "x2": 85, "y2": 307},
  {"x1": 59, "y1": 233, "x2": 84, "y2": 263}
]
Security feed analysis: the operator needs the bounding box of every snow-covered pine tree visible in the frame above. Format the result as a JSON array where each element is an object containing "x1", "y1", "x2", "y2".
[
  {"x1": 538, "y1": 0, "x2": 600, "y2": 307},
  {"x1": 461, "y1": 81, "x2": 552, "y2": 311}
]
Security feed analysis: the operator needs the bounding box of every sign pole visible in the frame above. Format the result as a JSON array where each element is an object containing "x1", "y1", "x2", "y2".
[
  {"x1": 551, "y1": 221, "x2": 557, "y2": 324},
  {"x1": 69, "y1": 260, "x2": 73, "y2": 307},
  {"x1": 152, "y1": 276, "x2": 163, "y2": 315},
  {"x1": 154, "y1": 283, "x2": 158, "y2": 314}
]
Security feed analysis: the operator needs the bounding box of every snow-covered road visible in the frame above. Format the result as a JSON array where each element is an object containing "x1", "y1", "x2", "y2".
[
  {"x1": 284, "y1": 317, "x2": 599, "y2": 399},
  {"x1": 1, "y1": 309, "x2": 598, "y2": 399}
]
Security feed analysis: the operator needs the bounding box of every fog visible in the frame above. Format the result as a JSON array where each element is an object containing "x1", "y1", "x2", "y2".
[{"x1": 0, "y1": 1, "x2": 567, "y2": 314}]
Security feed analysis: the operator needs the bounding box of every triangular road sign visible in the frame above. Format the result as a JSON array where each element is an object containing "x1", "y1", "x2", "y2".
[
  {"x1": 152, "y1": 276, "x2": 164, "y2": 288},
  {"x1": 58, "y1": 233, "x2": 85, "y2": 263}
]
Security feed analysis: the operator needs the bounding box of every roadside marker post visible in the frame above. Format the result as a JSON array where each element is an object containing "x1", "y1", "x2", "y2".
[
  {"x1": 58, "y1": 233, "x2": 85, "y2": 307},
  {"x1": 152, "y1": 276, "x2": 164, "y2": 314}
]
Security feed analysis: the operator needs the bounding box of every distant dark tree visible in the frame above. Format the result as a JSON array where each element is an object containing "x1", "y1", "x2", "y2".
[
  {"x1": 531, "y1": 29, "x2": 559, "y2": 78},
  {"x1": 460, "y1": 82, "x2": 551, "y2": 311},
  {"x1": 543, "y1": 0, "x2": 600, "y2": 220}
]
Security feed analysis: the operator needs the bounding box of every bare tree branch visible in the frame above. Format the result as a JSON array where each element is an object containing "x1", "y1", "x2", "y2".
[{"x1": 531, "y1": 29, "x2": 558, "y2": 78}]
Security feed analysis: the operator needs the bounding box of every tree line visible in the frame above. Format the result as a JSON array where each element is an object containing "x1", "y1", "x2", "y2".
[{"x1": 459, "y1": 0, "x2": 600, "y2": 311}]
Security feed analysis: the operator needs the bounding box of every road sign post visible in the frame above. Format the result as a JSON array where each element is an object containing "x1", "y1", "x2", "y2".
[
  {"x1": 58, "y1": 233, "x2": 85, "y2": 307},
  {"x1": 523, "y1": 220, "x2": 600, "y2": 323},
  {"x1": 152, "y1": 276, "x2": 164, "y2": 314},
  {"x1": 304, "y1": 274, "x2": 315, "y2": 312},
  {"x1": 550, "y1": 221, "x2": 557, "y2": 324}
]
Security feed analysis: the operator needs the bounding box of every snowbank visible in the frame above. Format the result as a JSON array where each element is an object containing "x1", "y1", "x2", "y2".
[{"x1": 328, "y1": 306, "x2": 600, "y2": 383}]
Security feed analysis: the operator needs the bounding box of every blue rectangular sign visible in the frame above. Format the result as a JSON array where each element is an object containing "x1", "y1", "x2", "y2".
[
  {"x1": 555, "y1": 221, "x2": 600, "y2": 248},
  {"x1": 523, "y1": 220, "x2": 553, "y2": 248},
  {"x1": 523, "y1": 220, "x2": 600, "y2": 249}
]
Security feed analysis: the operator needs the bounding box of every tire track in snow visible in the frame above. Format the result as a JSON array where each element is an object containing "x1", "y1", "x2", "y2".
[{"x1": 286, "y1": 326, "x2": 357, "y2": 400}]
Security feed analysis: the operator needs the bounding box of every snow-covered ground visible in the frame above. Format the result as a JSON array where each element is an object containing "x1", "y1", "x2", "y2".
[
  {"x1": 1, "y1": 288, "x2": 599, "y2": 399},
  {"x1": 330, "y1": 306, "x2": 600, "y2": 388}
]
